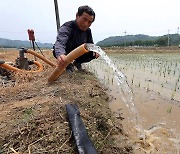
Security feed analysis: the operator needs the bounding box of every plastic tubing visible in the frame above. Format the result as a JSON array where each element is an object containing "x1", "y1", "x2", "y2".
[
  {"x1": 0, "y1": 61, "x2": 43, "y2": 73},
  {"x1": 48, "y1": 43, "x2": 88, "y2": 82},
  {"x1": 0, "y1": 49, "x2": 56, "y2": 73},
  {"x1": 26, "y1": 49, "x2": 56, "y2": 67}
]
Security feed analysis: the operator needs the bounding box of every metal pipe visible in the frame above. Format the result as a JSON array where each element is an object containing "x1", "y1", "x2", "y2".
[{"x1": 19, "y1": 48, "x2": 26, "y2": 58}]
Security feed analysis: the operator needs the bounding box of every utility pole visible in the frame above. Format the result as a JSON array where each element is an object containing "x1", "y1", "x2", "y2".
[
  {"x1": 178, "y1": 27, "x2": 179, "y2": 34},
  {"x1": 54, "y1": 0, "x2": 60, "y2": 33},
  {"x1": 124, "y1": 31, "x2": 127, "y2": 47},
  {"x1": 168, "y1": 29, "x2": 170, "y2": 47}
]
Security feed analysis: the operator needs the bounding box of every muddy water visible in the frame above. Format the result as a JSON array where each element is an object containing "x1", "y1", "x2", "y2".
[{"x1": 87, "y1": 52, "x2": 180, "y2": 153}]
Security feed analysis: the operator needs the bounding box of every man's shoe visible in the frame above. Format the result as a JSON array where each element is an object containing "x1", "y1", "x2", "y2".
[
  {"x1": 73, "y1": 61, "x2": 82, "y2": 70},
  {"x1": 66, "y1": 63, "x2": 75, "y2": 73}
]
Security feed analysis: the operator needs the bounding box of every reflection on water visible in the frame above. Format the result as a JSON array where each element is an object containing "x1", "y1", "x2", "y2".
[{"x1": 86, "y1": 48, "x2": 180, "y2": 153}]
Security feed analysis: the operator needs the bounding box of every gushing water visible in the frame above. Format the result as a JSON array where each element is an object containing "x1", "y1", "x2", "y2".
[
  {"x1": 86, "y1": 43, "x2": 180, "y2": 153},
  {"x1": 86, "y1": 44, "x2": 143, "y2": 131}
]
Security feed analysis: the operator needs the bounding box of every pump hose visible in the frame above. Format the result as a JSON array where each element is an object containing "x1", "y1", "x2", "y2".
[
  {"x1": 26, "y1": 50, "x2": 56, "y2": 67},
  {"x1": 48, "y1": 43, "x2": 88, "y2": 82},
  {"x1": 1, "y1": 44, "x2": 89, "y2": 78},
  {"x1": 0, "y1": 60, "x2": 43, "y2": 73},
  {"x1": 0, "y1": 49, "x2": 57, "y2": 73}
]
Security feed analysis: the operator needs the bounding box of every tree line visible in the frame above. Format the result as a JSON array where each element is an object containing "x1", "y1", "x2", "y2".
[
  {"x1": 96, "y1": 34, "x2": 180, "y2": 47},
  {"x1": 0, "y1": 38, "x2": 53, "y2": 49}
]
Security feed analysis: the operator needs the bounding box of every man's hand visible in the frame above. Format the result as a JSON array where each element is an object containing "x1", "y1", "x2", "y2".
[
  {"x1": 93, "y1": 52, "x2": 100, "y2": 59},
  {"x1": 57, "y1": 55, "x2": 67, "y2": 66}
]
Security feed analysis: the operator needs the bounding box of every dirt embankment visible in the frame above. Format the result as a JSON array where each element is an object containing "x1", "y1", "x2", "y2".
[{"x1": 0, "y1": 49, "x2": 132, "y2": 154}]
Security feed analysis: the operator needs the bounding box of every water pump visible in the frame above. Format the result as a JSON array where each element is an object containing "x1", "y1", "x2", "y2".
[{"x1": 15, "y1": 48, "x2": 29, "y2": 70}]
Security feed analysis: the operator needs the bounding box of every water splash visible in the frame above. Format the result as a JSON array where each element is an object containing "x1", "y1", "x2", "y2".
[
  {"x1": 86, "y1": 44, "x2": 180, "y2": 153},
  {"x1": 86, "y1": 44, "x2": 143, "y2": 130}
]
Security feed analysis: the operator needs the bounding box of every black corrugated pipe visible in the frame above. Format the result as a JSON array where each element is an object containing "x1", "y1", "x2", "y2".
[{"x1": 66, "y1": 104, "x2": 97, "y2": 154}]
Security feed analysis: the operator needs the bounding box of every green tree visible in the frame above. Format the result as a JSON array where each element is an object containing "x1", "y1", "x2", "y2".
[{"x1": 155, "y1": 36, "x2": 168, "y2": 46}]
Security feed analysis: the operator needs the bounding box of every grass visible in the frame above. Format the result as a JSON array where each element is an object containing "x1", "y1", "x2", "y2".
[{"x1": 167, "y1": 106, "x2": 172, "y2": 113}]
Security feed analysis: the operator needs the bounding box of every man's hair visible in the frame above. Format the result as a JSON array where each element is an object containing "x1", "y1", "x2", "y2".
[{"x1": 77, "y1": 5, "x2": 95, "y2": 22}]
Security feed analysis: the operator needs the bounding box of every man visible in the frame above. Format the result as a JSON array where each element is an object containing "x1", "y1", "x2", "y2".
[{"x1": 53, "y1": 5, "x2": 99, "y2": 72}]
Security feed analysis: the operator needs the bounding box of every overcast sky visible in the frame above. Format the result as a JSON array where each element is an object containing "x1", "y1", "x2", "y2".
[{"x1": 0, "y1": 0, "x2": 179, "y2": 43}]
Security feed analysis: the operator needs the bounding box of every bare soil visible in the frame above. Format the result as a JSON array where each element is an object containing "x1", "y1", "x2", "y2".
[{"x1": 0, "y1": 49, "x2": 132, "y2": 154}]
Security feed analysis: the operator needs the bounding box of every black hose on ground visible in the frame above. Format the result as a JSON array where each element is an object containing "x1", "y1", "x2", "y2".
[{"x1": 66, "y1": 104, "x2": 97, "y2": 154}]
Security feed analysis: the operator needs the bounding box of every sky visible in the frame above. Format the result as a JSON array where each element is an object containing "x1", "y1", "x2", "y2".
[{"x1": 0, "y1": 0, "x2": 179, "y2": 44}]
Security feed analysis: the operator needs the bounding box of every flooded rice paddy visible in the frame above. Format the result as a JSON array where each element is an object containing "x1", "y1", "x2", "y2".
[
  {"x1": 87, "y1": 51, "x2": 180, "y2": 153},
  {"x1": 89, "y1": 53, "x2": 180, "y2": 101}
]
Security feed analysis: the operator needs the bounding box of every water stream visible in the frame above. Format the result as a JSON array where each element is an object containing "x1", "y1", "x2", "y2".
[
  {"x1": 86, "y1": 43, "x2": 144, "y2": 131},
  {"x1": 86, "y1": 44, "x2": 180, "y2": 153}
]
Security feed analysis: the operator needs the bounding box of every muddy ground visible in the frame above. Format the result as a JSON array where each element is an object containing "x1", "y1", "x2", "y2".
[{"x1": 0, "y1": 49, "x2": 132, "y2": 154}]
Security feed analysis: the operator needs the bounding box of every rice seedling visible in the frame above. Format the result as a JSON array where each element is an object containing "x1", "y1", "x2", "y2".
[{"x1": 87, "y1": 52, "x2": 180, "y2": 101}]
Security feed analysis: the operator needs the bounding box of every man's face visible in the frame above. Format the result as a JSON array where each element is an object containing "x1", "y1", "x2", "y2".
[{"x1": 76, "y1": 12, "x2": 94, "y2": 31}]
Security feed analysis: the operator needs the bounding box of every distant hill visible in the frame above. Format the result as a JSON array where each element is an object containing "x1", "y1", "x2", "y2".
[
  {"x1": 96, "y1": 34, "x2": 180, "y2": 47},
  {"x1": 0, "y1": 38, "x2": 53, "y2": 49},
  {"x1": 1, "y1": 34, "x2": 180, "y2": 48}
]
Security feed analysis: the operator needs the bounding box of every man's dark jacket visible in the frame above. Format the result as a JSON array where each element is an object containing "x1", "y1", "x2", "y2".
[{"x1": 53, "y1": 20, "x2": 95, "y2": 63}]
